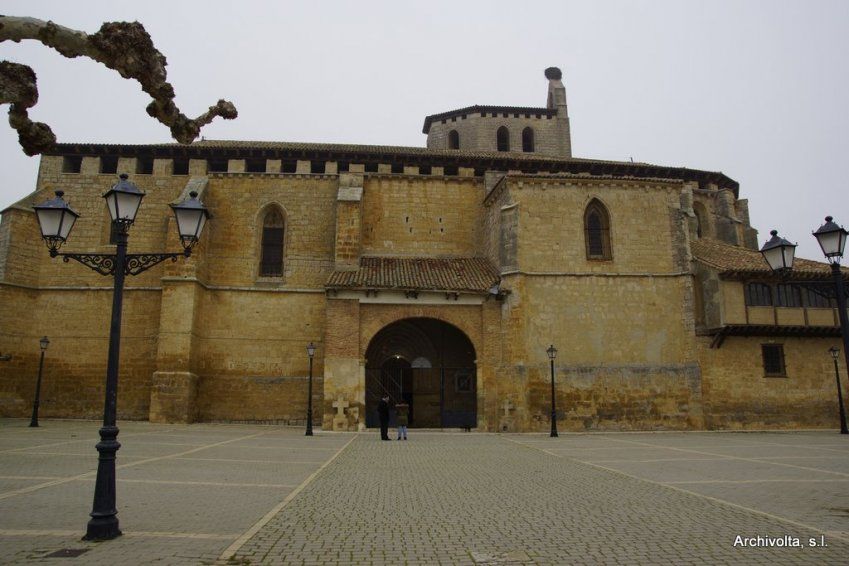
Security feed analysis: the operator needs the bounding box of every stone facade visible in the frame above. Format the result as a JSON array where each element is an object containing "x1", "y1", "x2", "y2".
[{"x1": 0, "y1": 68, "x2": 845, "y2": 431}]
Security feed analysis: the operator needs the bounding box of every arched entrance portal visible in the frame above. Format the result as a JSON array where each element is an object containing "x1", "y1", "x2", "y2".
[{"x1": 365, "y1": 318, "x2": 477, "y2": 428}]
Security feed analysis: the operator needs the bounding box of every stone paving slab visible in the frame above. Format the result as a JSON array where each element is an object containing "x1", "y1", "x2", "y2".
[
  {"x1": 228, "y1": 432, "x2": 849, "y2": 565},
  {"x1": 2, "y1": 422, "x2": 848, "y2": 564}
]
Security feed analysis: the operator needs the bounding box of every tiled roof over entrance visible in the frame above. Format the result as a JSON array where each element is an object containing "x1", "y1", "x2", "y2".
[
  {"x1": 691, "y1": 238, "x2": 844, "y2": 279},
  {"x1": 326, "y1": 257, "x2": 500, "y2": 293}
]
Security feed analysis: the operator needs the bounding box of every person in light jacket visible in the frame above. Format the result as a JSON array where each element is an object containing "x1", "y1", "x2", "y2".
[{"x1": 395, "y1": 402, "x2": 409, "y2": 440}]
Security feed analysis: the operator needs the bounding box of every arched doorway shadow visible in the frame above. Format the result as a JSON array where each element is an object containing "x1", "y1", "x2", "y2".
[{"x1": 365, "y1": 318, "x2": 477, "y2": 428}]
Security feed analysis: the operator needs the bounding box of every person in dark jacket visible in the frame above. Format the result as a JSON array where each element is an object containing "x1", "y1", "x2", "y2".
[{"x1": 377, "y1": 395, "x2": 391, "y2": 440}]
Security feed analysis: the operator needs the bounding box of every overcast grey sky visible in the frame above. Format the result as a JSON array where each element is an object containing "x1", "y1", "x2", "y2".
[{"x1": 2, "y1": 0, "x2": 847, "y2": 260}]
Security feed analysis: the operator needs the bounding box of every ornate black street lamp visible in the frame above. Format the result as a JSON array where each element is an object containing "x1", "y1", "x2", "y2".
[
  {"x1": 306, "y1": 342, "x2": 316, "y2": 436},
  {"x1": 33, "y1": 174, "x2": 210, "y2": 540},
  {"x1": 828, "y1": 347, "x2": 848, "y2": 434},
  {"x1": 547, "y1": 344, "x2": 558, "y2": 437},
  {"x1": 760, "y1": 217, "x2": 849, "y2": 434},
  {"x1": 29, "y1": 336, "x2": 49, "y2": 427}
]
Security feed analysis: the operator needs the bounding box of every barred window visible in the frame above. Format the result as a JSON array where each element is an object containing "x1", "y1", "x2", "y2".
[
  {"x1": 745, "y1": 283, "x2": 773, "y2": 307},
  {"x1": 802, "y1": 287, "x2": 836, "y2": 308},
  {"x1": 775, "y1": 284, "x2": 802, "y2": 307},
  {"x1": 260, "y1": 208, "x2": 285, "y2": 277},
  {"x1": 762, "y1": 344, "x2": 786, "y2": 377},
  {"x1": 584, "y1": 199, "x2": 612, "y2": 260}
]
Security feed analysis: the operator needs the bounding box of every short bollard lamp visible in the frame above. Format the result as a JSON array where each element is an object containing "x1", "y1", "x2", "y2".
[
  {"x1": 33, "y1": 174, "x2": 211, "y2": 540},
  {"x1": 29, "y1": 336, "x2": 50, "y2": 427},
  {"x1": 547, "y1": 344, "x2": 558, "y2": 437},
  {"x1": 306, "y1": 342, "x2": 317, "y2": 436},
  {"x1": 761, "y1": 217, "x2": 849, "y2": 434}
]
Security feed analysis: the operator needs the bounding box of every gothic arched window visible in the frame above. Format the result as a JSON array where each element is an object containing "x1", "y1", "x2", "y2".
[
  {"x1": 522, "y1": 127, "x2": 535, "y2": 152},
  {"x1": 260, "y1": 207, "x2": 285, "y2": 277},
  {"x1": 584, "y1": 199, "x2": 612, "y2": 260},
  {"x1": 496, "y1": 126, "x2": 510, "y2": 152},
  {"x1": 448, "y1": 130, "x2": 460, "y2": 149}
]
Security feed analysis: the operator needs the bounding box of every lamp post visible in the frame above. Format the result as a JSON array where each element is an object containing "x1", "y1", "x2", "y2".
[
  {"x1": 306, "y1": 342, "x2": 316, "y2": 436},
  {"x1": 33, "y1": 174, "x2": 211, "y2": 540},
  {"x1": 547, "y1": 344, "x2": 558, "y2": 437},
  {"x1": 828, "y1": 347, "x2": 848, "y2": 435},
  {"x1": 760, "y1": 216, "x2": 849, "y2": 435},
  {"x1": 29, "y1": 336, "x2": 50, "y2": 427}
]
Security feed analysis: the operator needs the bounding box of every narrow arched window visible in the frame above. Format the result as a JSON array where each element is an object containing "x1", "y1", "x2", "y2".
[
  {"x1": 693, "y1": 202, "x2": 709, "y2": 239},
  {"x1": 522, "y1": 127, "x2": 534, "y2": 152},
  {"x1": 496, "y1": 126, "x2": 510, "y2": 152},
  {"x1": 260, "y1": 208, "x2": 285, "y2": 276},
  {"x1": 448, "y1": 130, "x2": 460, "y2": 149},
  {"x1": 584, "y1": 200, "x2": 612, "y2": 260}
]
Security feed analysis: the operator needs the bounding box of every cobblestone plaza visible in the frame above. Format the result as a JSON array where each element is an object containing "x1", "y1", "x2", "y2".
[{"x1": 0, "y1": 420, "x2": 847, "y2": 564}]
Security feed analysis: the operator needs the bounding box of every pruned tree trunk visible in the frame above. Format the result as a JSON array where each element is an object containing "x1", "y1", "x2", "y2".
[{"x1": 0, "y1": 16, "x2": 237, "y2": 155}]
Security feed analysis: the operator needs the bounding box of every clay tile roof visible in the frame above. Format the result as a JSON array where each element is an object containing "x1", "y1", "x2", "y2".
[
  {"x1": 691, "y1": 238, "x2": 844, "y2": 279},
  {"x1": 326, "y1": 257, "x2": 500, "y2": 293}
]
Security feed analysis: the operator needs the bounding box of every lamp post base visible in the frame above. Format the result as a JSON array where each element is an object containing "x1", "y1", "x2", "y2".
[{"x1": 84, "y1": 517, "x2": 122, "y2": 541}]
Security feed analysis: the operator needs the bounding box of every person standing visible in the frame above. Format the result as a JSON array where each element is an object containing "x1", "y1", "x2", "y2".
[
  {"x1": 395, "y1": 401, "x2": 409, "y2": 440},
  {"x1": 377, "y1": 394, "x2": 391, "y2": 440}
]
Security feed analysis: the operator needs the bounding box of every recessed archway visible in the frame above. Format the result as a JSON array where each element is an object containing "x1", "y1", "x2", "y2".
[{"x1": 364, "y1": 318, "x2": 476, "y2": 428}]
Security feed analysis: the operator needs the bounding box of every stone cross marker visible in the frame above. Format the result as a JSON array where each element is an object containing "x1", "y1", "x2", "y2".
[
  {"x1": 502, "y1": 398, "x2": 515, "y2": 417},
  {"x1": 333, "y1": 397, "x2": 349, "y2": 416}
]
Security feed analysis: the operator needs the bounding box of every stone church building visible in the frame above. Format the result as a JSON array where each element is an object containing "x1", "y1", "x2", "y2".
[{"x1": 0, "y1": 68, "x2": 845, "y2": 431}]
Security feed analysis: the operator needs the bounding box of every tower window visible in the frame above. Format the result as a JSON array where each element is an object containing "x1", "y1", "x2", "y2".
[
  {"x1": 62, "y1": 156, "x2": 82, "y2": 173},
  {"x1": 448, "y1": 130, "x2": 460, "y2": 150},
  {"x1": 208, "y1": 158, "x2": 228, "y2": 173},
  {"x1": 100, "y1": 156, "x2": 118, "y2": 174},
  {"x1": 584, "y1": 199, "x2": 612, "y2": 260},
  {"x1": 172, "y1": 158, "x2": 189, "y2": 175},
  {"x1": 246, "y1": 159, "x2": 266, "y2": 173},
  {"x1": 136, "y1": 157, "x2": 154, "y2": 175},
  {"x1": 522, "y1": 127, "x2": 534, "y2": 152},
  {"x1": 260, "y1": 208, "x2": 285, "y2": 277},
  {"x1": 496, "y1": 126, "x2": 510, "y2": 152}
]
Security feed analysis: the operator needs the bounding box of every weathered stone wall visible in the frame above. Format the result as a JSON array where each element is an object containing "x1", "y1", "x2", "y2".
[
  {"x1": 0, "y1": 149, "x2": 833, "y2": 432},
  {"x1": 360, "y1": 175, "x2": 484, "y2": 257},
  {"x1": 0, "y1": 285, "x2": 160, "y2": 420},
  {"x1": 698, "y1": 335, "x2": 845, "y2": 429},
  {"x1": 494, "y1": 176, "x2": 703, "y2": 430}
]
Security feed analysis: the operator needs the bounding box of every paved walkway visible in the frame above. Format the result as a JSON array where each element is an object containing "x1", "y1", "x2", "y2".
[{"x1": 0, "y1": 420, "x2": 847, "y2": 564}]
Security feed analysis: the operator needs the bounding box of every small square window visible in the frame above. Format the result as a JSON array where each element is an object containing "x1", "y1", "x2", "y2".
[
  {"x1": 246, "y1": 158, "x2": 266, "y2": 173},
  {"x1": 762, "y1": 344, "x2": 786, "y2": 377},
  {"x1": 172, "y1": 158, "x2": 189, "y2": 175},
  {"x1": 207, "y1": 158, "x2": 228, "y2": 173},
  {"x1": 136, "y1": 157, "x2": 154, "y2": 175},
  {"x1": 100, "y1": 156, "x2": 118, "y2": 174},
  {"x1": 62, "y1": 156, "x2": 82, "y2": 173}
]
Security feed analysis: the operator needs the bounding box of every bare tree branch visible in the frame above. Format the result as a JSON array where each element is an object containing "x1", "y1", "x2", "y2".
[{"x1": 0, "y1": 15, "x2": 238, "y2": 155}]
